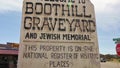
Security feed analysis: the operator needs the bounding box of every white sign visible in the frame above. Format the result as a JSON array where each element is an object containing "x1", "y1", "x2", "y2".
[{"x1": 18, "y1": 0, "x2": 100, "y2": 68}]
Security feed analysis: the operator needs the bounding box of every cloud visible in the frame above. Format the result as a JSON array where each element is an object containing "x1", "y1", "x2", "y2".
[
  {"x1": 96, "y1": 13, "x2": 120, "y2": 32},
  {"x1": 91, "y1": 0, "x2": 120, "y2": 32},
  {"x1": 91, "y1": 0, "x2": 120, "y2": 13},
  {"x1": 0, "y1": 0, "x2": 22, "y2": 13}
]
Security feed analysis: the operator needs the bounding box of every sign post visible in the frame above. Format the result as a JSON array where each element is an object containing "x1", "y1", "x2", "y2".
[{"x1": 18, "y1": 0, "x2": 100, "y2": 68}]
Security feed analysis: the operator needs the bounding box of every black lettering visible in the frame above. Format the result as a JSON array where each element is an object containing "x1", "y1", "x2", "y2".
[
  {"x1": 44, "y1": 3, "x2": 52, "y2": 15},
  {"x1": 75, "y1": 5, "x2": 83, "y2": 17},
  {"x1": 68, "y1": 46, "x2": 73, "y2": 52},
  {"x1": 25, "y1": 32, "x2": 37, "y2": 39},
  {"x1": 62, "y1": 4, "x2": 70, "y2": 16},
  {"x1": 40, "y1": 33, "x2": 45, "y2": 39},
  {"x1": 75, "y1": 46, "x2": 82, "y2": 52},
  {"x1": 80, "y1": 53, "x2": 98, "y2": 59},
  {"x1": 25, "y1": 45, "x2": 37, "y2": 51},
  {"x1": 66, "y1": 19, "x2": 75, "y2": 31},
  {"x1": 84, "y1": 35, "x2": 90, "y2": 40},
  {"x1": 49, "y1": 18, "x2": 57, "y2": 31},
  {"x1": 53, "y1": 4, "x2": 60, "y2": 16},
  {"x1": 83, "y1": 6, "x2": 91, "y2": 18},
  {"x1": 24, "y1": 17, "x2": 32, "y2": 29},
  {"x1": 41, "y1": 18, "x2": 51, "y2": 31},
  {"x1": 74, "y1": 19, "x2": 82, "y2": 32},
  {"x1": 35, "y1": 3, "x2": 43, "y2": 14},
  {"x1": 82, "y1": 20, "x2": 89, "y2": 32},
  {"x1": 71, "y1": 5, "x2": 74, "y2": 16},
  {"x1": 23, "y1": 52, "x2": 48, "y2": 59},
  {"x1": 32, "y1": 17, "x2": 40, "y2": 30},
  {"x1": 60, "y1": 0, "x2": 66, "y2": 2},
  {"x1": 49, "y1": 61, "x2": 69, "y2": 67},
  {"x1": 58, "y1": 18, "x2": 66, "y2": 31},
  {"x1": 25, "y1": 2, "x2": 33, "y2": 14},
  {"x1": 88, "y1": 20, "x2": 96, "y2": 32}
]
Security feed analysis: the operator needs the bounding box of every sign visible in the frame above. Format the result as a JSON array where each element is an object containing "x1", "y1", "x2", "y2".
[
  {"x1": 116, "y1": 44, "x2": 120, "y2": 56},
  {"x1": 18, "y1": 0, "x2": 100, "y2": 68},
  {"x1": 11, "y1": 43, "x2": 19, "y2": 48},
  {"x1": 113, "y1": 38, "x2": 120, "y2": 44},
  {"x1": 113, "y1": 38, "x2": 120, "y2": 41}
]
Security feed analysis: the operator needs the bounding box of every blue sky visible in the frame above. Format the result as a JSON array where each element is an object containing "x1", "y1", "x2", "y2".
[{"x1": 0, "y1": 0, "x2": 120, "y2": 54}]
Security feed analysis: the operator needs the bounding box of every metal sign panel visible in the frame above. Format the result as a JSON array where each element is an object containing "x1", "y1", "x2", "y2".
[
  {"x1": 116, "y1": 44, "x2": 120, "y2": 56},
  {"x1": 18, "y1": 0, "x2": 100, "y2": 68}
]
